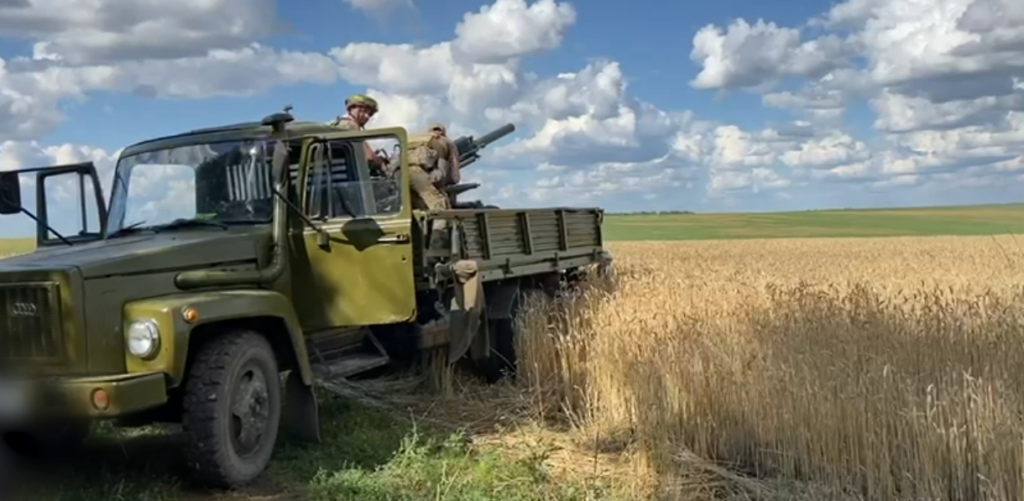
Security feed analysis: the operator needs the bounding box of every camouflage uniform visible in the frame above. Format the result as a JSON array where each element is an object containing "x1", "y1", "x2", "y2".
[
  {"x1": 408, "y1": 143, "x2": 451, "y2": 249},
  {"x1": 327, "y1": 115, "x2": 362, "y2": 130},
  {"x1": 427, "y1": 123, "x2": 459, "y2": 185}
]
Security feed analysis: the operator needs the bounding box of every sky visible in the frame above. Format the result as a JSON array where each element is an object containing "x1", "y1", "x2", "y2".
[{"x1": 1, "y1": 0, "x2": 1023, "y2": 238}]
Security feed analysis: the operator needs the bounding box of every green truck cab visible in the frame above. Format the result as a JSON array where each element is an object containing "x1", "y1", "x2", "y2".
[{"x1": 0, "y1": 110, "x2": 610, "y2": 488}]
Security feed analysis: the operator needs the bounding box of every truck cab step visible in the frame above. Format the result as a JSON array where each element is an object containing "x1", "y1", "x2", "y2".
[{"x1": 313, "y1": 353, "x2": 390, "y2": 380}]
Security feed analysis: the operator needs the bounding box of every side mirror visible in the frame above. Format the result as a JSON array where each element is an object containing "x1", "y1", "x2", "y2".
[{"x1": 0, "y1": 171, "x2": 22, "y2": 215}]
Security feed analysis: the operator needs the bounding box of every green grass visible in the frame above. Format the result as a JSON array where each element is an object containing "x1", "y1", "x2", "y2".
[
  {"x1": 603, "y1": 203, "x2": 1024, "y2": 241},
  {"x1": 13, "y1": 391, "x2": 618, "y2": 501},
  {"x1": 4, "y1": 204, "x2": 1024, "y2": 249}
]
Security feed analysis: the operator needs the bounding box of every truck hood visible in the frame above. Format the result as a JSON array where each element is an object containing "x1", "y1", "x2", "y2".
[{"x1": 0, "y1": 229, "x2": 266, "y2": 278}]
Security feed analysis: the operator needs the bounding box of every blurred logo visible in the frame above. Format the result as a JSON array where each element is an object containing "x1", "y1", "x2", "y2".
[{"x1": 9, "y1": 303, "x2": 36, "y2": 317}]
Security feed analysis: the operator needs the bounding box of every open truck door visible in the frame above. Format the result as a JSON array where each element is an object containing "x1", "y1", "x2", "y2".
[
  {"x1": 0, "y1": 162, "x2": 107, "y2": 248},
  {"x1": 287, "y1": 127, "x2": 416, "y2": 331}
]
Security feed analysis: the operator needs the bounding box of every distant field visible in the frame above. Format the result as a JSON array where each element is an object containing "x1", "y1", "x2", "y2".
[
  {"x1": 603, "y1": 203, "x2": 1024, "y2": 240},
  {"x1": 0, "y1": 238, "x2": 34, "y2": 257},
  {"x1": 3, "y1": 204, "x2": 1023, "y2": 250}
]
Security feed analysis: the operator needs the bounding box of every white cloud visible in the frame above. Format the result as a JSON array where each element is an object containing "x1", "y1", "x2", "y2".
[
  {"x1": 25, "y1": 44, "x2": 341, "y2": 101},
  {"x1": 491, "y1": 60, "x2": 693, "y2": 167},
  {"x1": 689, "y1": 18, "x2": 853, "y2": 91},
  {"x1": 675, "y1": 0, "x2": 1024, "y2": 208},
  {"x1": 0, "y1": 0, "x2": 279, "y2": 65},
  {"x1": 451, "y1": 0, "x2": 577, "y2": 64}
]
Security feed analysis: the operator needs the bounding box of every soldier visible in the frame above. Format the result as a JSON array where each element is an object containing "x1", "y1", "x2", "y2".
[
  {"x1": 328, "y1": 94, "x2": 378, "y2": 130},
  {"x1": 328, "y1": 93, "x2": 386, "y2": 173},
  {"x1": 426, "y1": 123, "x2": 461, "y2": 185},
  {"x1": 408, "y1": 137, "x2": 452, "y2": 250}
]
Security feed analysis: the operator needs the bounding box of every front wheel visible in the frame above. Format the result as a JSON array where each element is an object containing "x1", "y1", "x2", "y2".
[{"x1": 181, "y1": 331, "x2": 282, "y2": 489}]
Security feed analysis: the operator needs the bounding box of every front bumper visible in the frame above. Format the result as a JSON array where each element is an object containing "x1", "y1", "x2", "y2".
[{"x1": 0, "y1": 372, "x2": 168, "y2": 427}]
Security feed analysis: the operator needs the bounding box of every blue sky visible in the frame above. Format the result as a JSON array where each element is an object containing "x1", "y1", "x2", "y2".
[
  {"x1": 41, "y1": 0, "x2": 819, "y2": 146},
  {"x1": 1, "y1": 0, "x2": 1023, "y2": 238}
]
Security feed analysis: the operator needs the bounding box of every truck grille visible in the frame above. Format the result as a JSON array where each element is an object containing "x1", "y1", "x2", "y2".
[{"x1": 0, "y1": 282, "x2": 64, "y2": 362}]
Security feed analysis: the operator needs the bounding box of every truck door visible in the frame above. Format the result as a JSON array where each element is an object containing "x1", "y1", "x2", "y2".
[
  {"x1": 290, "y1": 128, "x2": 415, "y2": 331},
  {"x1": 0, "y1": 162, "x2": 107, "y2": 248}
]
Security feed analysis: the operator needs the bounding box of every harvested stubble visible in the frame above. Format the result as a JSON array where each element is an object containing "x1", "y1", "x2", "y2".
[{"x1": 516, "y1": 236, "x2": 1024, "y2": 500}]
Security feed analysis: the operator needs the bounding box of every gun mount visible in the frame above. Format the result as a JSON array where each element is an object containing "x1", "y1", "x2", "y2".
[{"x1": 445, "y1": 123, "x2": 515, "y2": 208}]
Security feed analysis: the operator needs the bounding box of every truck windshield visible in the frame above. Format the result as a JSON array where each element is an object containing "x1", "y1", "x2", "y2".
[{"x1": 105, "y1": 139, "x2": 276, "y2": 236}]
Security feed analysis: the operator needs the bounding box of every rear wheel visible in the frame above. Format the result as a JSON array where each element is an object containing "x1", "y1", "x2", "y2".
[
  {"x1": 181, "y1": 331, "x2": 282, "y2": 489},
  {"x1": 477, "y1": 316, "x2": 518, "y2": 383},
  {"x1": 476, "y1": 277, "x2": 562, "y2": 383}
]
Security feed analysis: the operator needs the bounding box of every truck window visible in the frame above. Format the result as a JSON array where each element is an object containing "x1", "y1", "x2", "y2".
[
  {"x1": 106, "y1": 139, "x2": 297, "y2": 233},
  {"x1": 41, "y1": 169, "x2": 104, "y2": 243},
  {"x1": 303, "y1": 136, "x2": 403, "y2": 220}
]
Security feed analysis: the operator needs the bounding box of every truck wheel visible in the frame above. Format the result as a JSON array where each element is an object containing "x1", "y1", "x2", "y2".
[
  {"x1": 477, "y1": 285, "x2": 557, "y2": 383},
  {"x1": 476, "y1": 291, "x2": 523, "y2": 383},
  {"x1": 181, "y1": 331, "x2": 282, "y2": 489},
  {"x1": 479, "y1": 317, "x2": 518, "y2": 383}
]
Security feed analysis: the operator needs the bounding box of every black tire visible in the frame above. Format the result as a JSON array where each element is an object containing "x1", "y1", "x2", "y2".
[
  {"x1": 475, "y1": 289, "x2": 525, "y2": 383},
  {"x1": 476, "y1": 282, "x2": 561, "y2": 383},
  {"x1": 181, "y1": 331, "x2": 282, "y2": 489},
  {"x1": 477, "y1": 317, "x2": 518, "y2": 383}
]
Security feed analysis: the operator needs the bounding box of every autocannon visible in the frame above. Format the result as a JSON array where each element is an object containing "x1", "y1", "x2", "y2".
[{"x1": 445, "y1": 123, "x2": 515, "y2": 209}]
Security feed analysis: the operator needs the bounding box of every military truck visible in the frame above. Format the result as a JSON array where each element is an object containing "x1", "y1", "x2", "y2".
[{"x1": 0, "y1": 110, "x2": 609, "y2": 488}]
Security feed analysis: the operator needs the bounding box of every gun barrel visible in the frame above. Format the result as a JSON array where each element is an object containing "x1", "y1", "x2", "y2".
[
  {"x1": 453, "y1": 123, "x2": 515, "y2": 170},
  {"x1": 475, "y1": 123, "x2": 515, "y2": 147}
]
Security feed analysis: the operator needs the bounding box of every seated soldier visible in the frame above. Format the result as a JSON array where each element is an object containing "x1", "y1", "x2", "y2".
[
  {"x1": 407, "y1": 141, "x2": 451, "y2": 250},
  {"x1": 426, "y1": 123, "x2": 460, "y2": 186}
]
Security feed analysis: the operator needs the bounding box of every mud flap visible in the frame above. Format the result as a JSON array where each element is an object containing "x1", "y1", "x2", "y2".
[
  {"x1": 598, "y1": 250, "x2": 614, "y2": 276},
  {"x1": 283, "y1": 370, "x2": 321, "y2": 443},
  {"x1": 447, "y1": 260, "x2": 487, "y2": 362}
]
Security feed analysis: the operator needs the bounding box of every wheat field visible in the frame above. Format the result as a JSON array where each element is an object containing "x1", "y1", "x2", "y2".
[
  {"x1": 515, "y1": 235, "x2": 1024, "y2": 500},
  {"x1": 6, "y1": 233, "x2": 1024, "y2": 500}
]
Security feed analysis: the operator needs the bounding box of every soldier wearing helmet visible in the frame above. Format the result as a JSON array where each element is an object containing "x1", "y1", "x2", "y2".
[
  {"x1": 329, "y1": 93, "x2": 378, "y2": 130},
  {"x1": 329, "y1": 93, "x2": 386, "y2": 172}
]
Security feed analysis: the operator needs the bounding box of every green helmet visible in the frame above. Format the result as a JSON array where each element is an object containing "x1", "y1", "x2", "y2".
[{"x1": 345, "y1": 93, "x2": 378, "y2": 113}]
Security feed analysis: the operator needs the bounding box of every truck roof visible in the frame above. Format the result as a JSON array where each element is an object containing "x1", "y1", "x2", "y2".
[{"x1": 118, "y1": 120, "x2": 354, "y2": 158}]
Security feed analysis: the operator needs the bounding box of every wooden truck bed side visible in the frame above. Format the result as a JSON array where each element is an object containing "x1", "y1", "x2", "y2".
[{"x1": 419, "y1": 207, "x2": 605, "y2": 282}]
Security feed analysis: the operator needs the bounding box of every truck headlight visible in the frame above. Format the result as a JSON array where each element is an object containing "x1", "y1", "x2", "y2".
[{"x1": 127, "y1": 319, "x2": 161, "y2": 360}]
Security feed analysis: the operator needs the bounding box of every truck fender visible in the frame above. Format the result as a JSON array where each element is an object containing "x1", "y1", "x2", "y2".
[{"x1": 123, "y1": 290, "x2": 314, "y2": 389}]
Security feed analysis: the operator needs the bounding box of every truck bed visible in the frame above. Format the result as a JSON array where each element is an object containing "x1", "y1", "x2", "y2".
[{"x1": 419, "y1": 207, "x2": 605, "y2": 282}]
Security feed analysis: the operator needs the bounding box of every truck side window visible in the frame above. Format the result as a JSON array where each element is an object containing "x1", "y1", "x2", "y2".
[
  {"x1": 303, "y1": 136, "x2": 403, "y2": 220},
  {"x1": 305, "y1": 141, "x2": 360, "y2": 219},
  {"x1": 363, "y1": 137, "x2": 403, "y2": 215}
]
